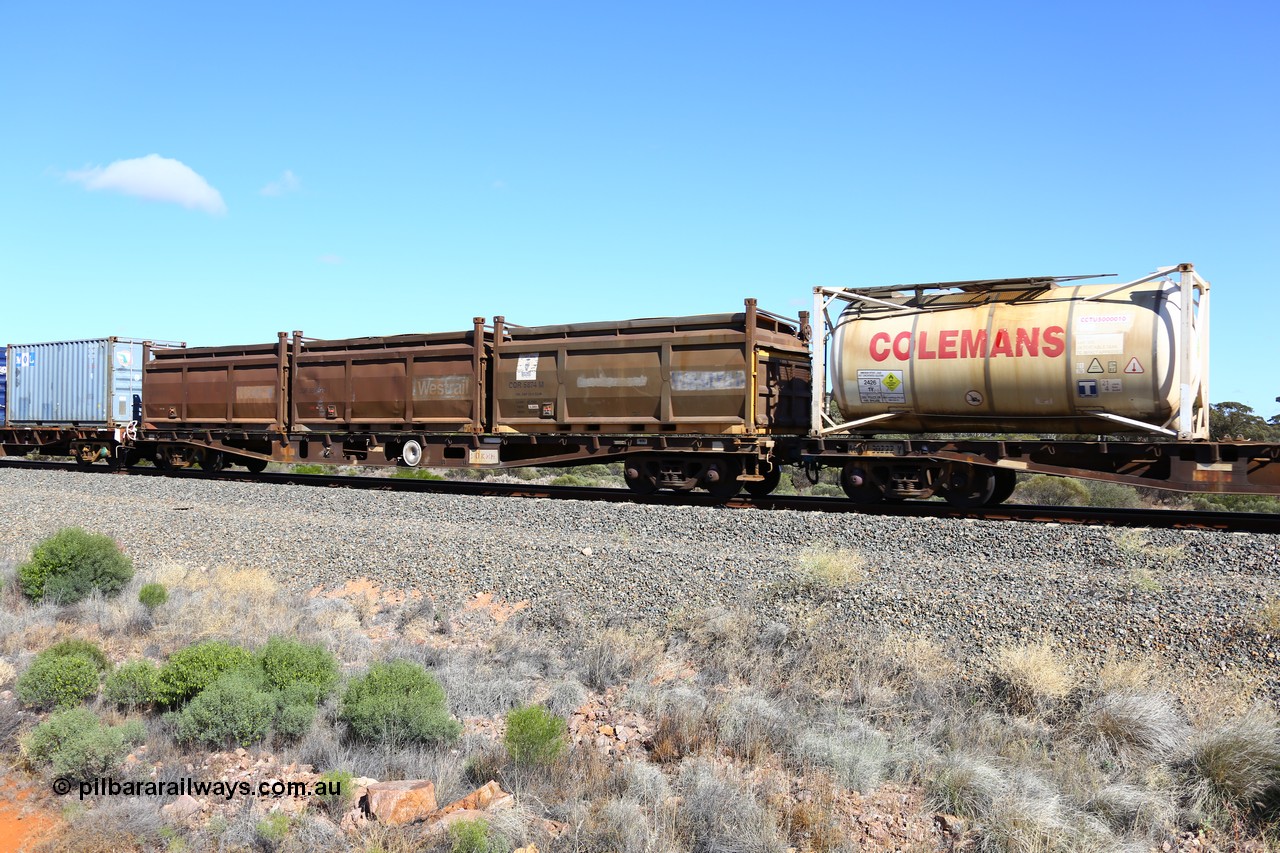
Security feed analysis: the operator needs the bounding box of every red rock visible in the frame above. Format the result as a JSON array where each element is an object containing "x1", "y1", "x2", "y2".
[
  {"x1": 364, "y1": 780, "x2": 437, "y2": 825},
  {"x1": 435, "y1": 780, "x2": 513, "y2": 816}
]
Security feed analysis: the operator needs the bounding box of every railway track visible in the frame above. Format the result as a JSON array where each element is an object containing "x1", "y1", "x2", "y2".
[{"x1": 3, "y1": 458, "x2": 1278, "y2": 534}]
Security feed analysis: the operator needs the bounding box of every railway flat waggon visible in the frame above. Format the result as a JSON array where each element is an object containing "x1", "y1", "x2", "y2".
[{"x1": 2, "y1": 263, "x2": 1278, "y2": 507}]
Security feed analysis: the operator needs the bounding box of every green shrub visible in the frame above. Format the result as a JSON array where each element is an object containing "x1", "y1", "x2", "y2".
[
  {"x1": 173, "y1": 671, "x2": 275, "y2": 747},
  {"x1": 24, "y1": 709, "x2": 145, "y2": 780},
  {"x1": 255, "y1": 812, "x2": 290, "y2": 846},
  {"x1": 17, "y1": 527, "x2": 134, "y2": 603},
  {"x1": 549, "y1": 473, "x2": 593, "y2": 487},
  {"x1": 16, "y1": 655, "x2": 100, "y2": 709},
  {"x1": 273, "y1": 682, "x2": 319, "y2": 739},
  {"x1": 291, "y1": 464, "x2": 327, "y2": 474},
  {"x1": 258, "y1": 637, "x2": 338, "y2": 702},
  {"x1": 317, "y1": 769, "x2": 354, "y2": 818},
  {"x1": 391, "y1": 468, "x2": 444, "y2": 480},
  {"x1": 105, "y1": 660, "x2": 160, "y2": 710},
  {"x1": 138, "y1": 583, "x2": 168, "y2": 610},
  {"x1": 341, "y1": 660, "x2": 461, "y2": 745},
  {"x1": 448, "y1": 817, "x2": 492, "y2": 853},
  {"x1": 1011, "y1": 475, "x2": 1088, "y2": 506},
  {"x1": 504, "y1": 704, "x2": 567, "y2": 767},
  {"x1": 156, "y1": 640, "x2": 254, "y2": 706},
  {"x1": 42, "y1": 639, "x2": 111, "y2": 674},
  {"x1": 1082, "y1": 480, "x2": 1142, "y2": 509}
]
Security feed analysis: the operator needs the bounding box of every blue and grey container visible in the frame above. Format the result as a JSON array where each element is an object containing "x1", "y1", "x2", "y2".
[
  {"x1": 5, "y1": 337, "x2": 183, "y2": 426},
  {"x1": 0, "y1": 349, "x2": 7, "y2": 424}
]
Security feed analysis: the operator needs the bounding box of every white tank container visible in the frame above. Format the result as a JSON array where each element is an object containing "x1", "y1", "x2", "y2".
[{"x1": 830, "y1": 279, "x2": 1198, "y2": 434}]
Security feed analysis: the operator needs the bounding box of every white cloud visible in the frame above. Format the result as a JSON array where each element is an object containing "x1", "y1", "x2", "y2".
[
  {"x1": 319, "y1": 254, "x2": 343, "y2": 265},
  {"x1": 66, "y1": 154, "x2": 226, "y2": 215},
  {"x1": 261, "y1": 169, "x2": 301, "y2": 197}
]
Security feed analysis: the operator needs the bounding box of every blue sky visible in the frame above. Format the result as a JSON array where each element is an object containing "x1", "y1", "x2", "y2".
[{"x1": 2, "y1": 1, "x2": 1276, "y2": 417}]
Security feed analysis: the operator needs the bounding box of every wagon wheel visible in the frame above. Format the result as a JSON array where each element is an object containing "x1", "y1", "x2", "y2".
[
  {"x1": 624, "y1": 462, "x2": 659, "y2": 496},
  {"x1": 400, "y1": 439, "x2": 424, "y2": 468},
  {"x1": 201, "y1": 451, "x2": 225, "y2": 472},
  {"x1": 840, "y1": 462, "x2": 884, "y2": 504},
  {"x1": 986, "y1": 468, "x2": 1017, "y2": 506},
  {"x1": 244, "y1": 458, "x2": 269, "y2": 474},
  {"x1": 743, "y1": 465, "x2": 783, "y2": 498},
  {"x1": 703, "y1": 457, "x2": 742, "y2": 502},
  {"x1": 943, "y1": 465, "x2": 996, "y2": 509},
  {"x1": 123, "y1": 449, "x2": 143, "y2": 469}
]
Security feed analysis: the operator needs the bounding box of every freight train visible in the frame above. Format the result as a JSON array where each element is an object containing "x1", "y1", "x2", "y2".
[{"x1": 3, "y1": 263, "x2": 1278, "y2": 506}]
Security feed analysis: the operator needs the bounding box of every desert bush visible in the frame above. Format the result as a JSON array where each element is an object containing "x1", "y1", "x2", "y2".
[
  {"x1": 43, "y1": 638, "x2": 112, "y2": 673},
  {"x1": 649, "y1": 686, "x2": 712, "y2": 763},
  {"x1": 677, "y1": 759, "x2": 785, "y2": 853},
  {"x1": 793, "y1": 719, "x2": 889, "y2": 791},
  {"x1": 258, "y1": 636, "x2": 339, "y2": 701},
  {"x1": 1181, "y1": 710, "x2": 1280, "y2": 815},
  {"x1": 989, "y1": 641, "x2": 1074, "y2": 714},
  {"x1": 104, "y1": 659, "x2": 160, "y2": 710},
  {"x1": 156, "y1": 640, "x2": 254, "y2": 706},
  {"x1": 174, "y1": 670, "x2": 275, "y2": 747},
  {"x1": 255, "y1": 811, "x2": 290, "y2": 848},
  {"x1": 1083, "y1": 480, "x2": 1142, "y2": 508},
  {"x1": 546, "y1": 678, "x2": 587, "y2": 717},
  {"x1": 448, "y1": 816, "x2": 494, "y2": 853},
  {"x1": 138, "y1": 582, "x2": 168, "y2": 610},
  {"x1": 18, "y1": 527, "x2": 134, "y2": 604},
  {"x1": 1082, "y1": 691, "x2": 1184, "y2": 766},
  {"x1": 505, "y1": 704, "x2": 567, "y2": 767},
  {"x1": 317, "y1": 768, "x2": 354, "y2": 818},
  {"x1": 341, "y1": 660, "x2": 461, "y2": 745},
  {"x1": 579, "y1": 627, "x2": 657, "y2": 690},
  {"x1": 716, "y1": 690, "x2": 793, "y2": 760},
  {"x1": 24, "y1": 708, "x2": 145, "y2": 780},
  {"x1": 16, "y1": 654, "x2": 99, "y2": 709},
  {"x1": 292, "y1": 464, "x2": 327, "y2": 474},
  {"x1": 1011, "y1": 474, "x2": 1088, "y2": 506}
]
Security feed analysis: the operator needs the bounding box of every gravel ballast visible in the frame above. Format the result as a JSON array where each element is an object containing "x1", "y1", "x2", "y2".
[{"x1": 1, "y1": 466, "x2": 1277, "y2": 693}]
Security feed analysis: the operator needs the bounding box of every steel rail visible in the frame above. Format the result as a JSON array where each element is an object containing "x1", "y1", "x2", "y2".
[{"x1": 3, "y1": 459, "x2": 1278, "y2": 534}]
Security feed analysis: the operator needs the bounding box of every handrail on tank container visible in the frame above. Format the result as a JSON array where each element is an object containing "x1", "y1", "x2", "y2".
[{"x1": 808, "y1": 264, "x2": 1211, "y2": 441}]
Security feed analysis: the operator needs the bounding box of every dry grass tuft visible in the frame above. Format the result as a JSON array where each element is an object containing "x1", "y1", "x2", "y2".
[
  {"x1": 1113, "y1": 529, "x2": 1185, "y2": 571},
  {"x1": 579, "y1": 626, "x2": 661, "y2": 690},
  {"x1": 989, "y1": 641, "x2": 1075, "y2": 715},
  {"x1": 1255, "y1": 597, "x2": 1280, "y2": 635},
  {"x1": 1082, "y1": 691, "x2": 1185, "y2": 767},
  {"x1": 794, "y1": 547, "x2": 868, "y2": 589},
  {"x1": 153, "y1": 565, "x2": 302, "y2": 646},
  {"x1": 1095, "y1": 652, "x2": 1159, "y2": 694},
  {"x1": 1181, "y1": 709, "x2": 1280, "y2": 815},
  {"x1": 928, "y1": 753, "x2": 1009, "y2": 818}
]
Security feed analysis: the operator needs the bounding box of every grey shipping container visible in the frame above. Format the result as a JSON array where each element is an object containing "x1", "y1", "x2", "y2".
[
  {"x1": 6, "y1": 337, "x2": 183, "y2": 425},
  {"x1": 0, "y1": 349, "x2": 6, "y2": 424}
]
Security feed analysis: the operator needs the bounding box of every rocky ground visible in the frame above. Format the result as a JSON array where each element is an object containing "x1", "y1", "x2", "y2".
[{"x1": 0, "y1": 465, "x2": 1277, "y2": 698}]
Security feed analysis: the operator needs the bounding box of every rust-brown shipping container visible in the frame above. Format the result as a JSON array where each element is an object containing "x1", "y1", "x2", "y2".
[
  {"x1": 143, "y1": 335, "x2": 289, "y2": 430},
  {"x1": 290, "y1": 323, "x2": 488, "y2": 433},
  {"x1": 491, "y1": 300, "x2": 811, "y2": 434}
]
